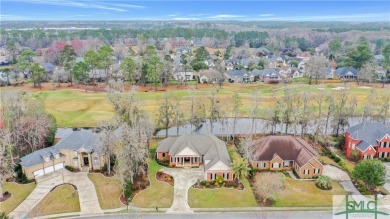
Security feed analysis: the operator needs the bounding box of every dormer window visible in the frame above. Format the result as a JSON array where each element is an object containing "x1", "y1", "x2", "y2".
[
  {"x1": 44, "y1": 156, "x2": 50, "y2": 162},
  {"x1": 55, "y1": 153, "x2": 60, "y2": 159}
]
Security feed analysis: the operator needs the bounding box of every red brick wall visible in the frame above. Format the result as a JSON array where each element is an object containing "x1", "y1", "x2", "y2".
[
  {"x1": 206, "y1": 171, "x2": 234, "y2": 181},
  {"x1": 344, "y1": 132, "x2": 361, "y2": 158}
]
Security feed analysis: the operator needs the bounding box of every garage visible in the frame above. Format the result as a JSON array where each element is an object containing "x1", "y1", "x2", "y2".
[
  {"x1": 33, "y1": 169, "x2": 44, "y2": 178},
  {"x1": 54, "y1": 162, "x2": 64, "y2": 171},
  {"x1": 44, "y1": 165, "x2": 54, "y2": 174}
]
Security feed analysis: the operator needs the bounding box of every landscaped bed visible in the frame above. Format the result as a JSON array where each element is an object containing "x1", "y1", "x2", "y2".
[
  {"x1": 0, "y1": 182, "x2": 36, "y2": 214},
  {"x1": 27, "y1": 184, "x2": 80, "y2": 217},
  {"x1": 88, "y1": 173, "x2": 123, "y2": 210},
  {"x1": 156, "y1": 171, "x2": 174, "y2": 186},
  {"x1": 131, "y1": 158, "x2": 174, "y2": 208},
  {"x1": 192, "y1": 179, "x2": 244, "y2": 190}
]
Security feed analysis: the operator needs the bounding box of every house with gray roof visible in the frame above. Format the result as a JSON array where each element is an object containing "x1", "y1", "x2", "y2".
[
  {"x1": 335, "y1": 67, "x2": 358, "y2": 80},
  {"x1": 20, "y1": 129, "x2": 106, "y2": 179},
  {"x1": 156, "y1": 134, "x2": 234, "y2": 181},
  {"x1": 250, "y1": 136, "x2": 323, "y2": 179},
  {"x1": 226, "y1": 70, "x2": 254, "y2": 83},
  {"x1": 344, "y1": 121, "x2": 390, "y2": 160}
]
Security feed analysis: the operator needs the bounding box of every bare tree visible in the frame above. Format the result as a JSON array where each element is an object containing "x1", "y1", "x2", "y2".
[
  {"x1": 253, "y1": 172, "x2": 285, "y2": 203},
  {"x1": 358, "y1": 61, "x2": 378, "y2": 85},
  {"x1": 332, "y1": 86, "x2": 350, "y2": 136},
  {"x1": 172, "y1": 98, "x2": 185, "y2": 136},
  {"x1": 324, "y1": 94, "x2": 335, "y2": 136},
  {"x1": 305, "y1": 55, "x2": 328, "y2": 85},
  {"x1": 237, "y1": 136, "x2": 254, "y2": 162},
  {"x1": 231, "y1": 93, "x2": 242, "y2": 141},
  {"x1": 157, "y1": 93, "x2": 174, "y2": 138},
  {"x1": 98, "y1": 118, "x2": 119, "y2": 175},
  {"x1": 0, "y1": 129, "x2": 14, "y2": 200},
  {"x1": 208, "y1": 90, "x2": 220, "y2": 133},
  {"x1": 251, "y1": 90, "x2": 260, "y2": 135},
  {"x1": 215, "y1": 59, "x2": 226, "y2": 88}
]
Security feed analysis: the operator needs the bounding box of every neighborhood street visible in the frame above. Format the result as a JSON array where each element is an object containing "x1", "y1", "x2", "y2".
[{"x1": 76, "y1": 211, "x2": 334, "y2": 219}]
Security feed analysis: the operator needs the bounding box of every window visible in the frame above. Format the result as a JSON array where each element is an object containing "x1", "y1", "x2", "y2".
[
  {"x1": 379, "y1": 152, "x2": 383, "y2": 158},
  {"x1": 210, "y1": 173, "x2": 216, "y2": 180},
  {"x1": 93, "y1": 156, "x2": 99, "y2": 166},
  {"x1": 170, "y1": 156, "x2": 173, "y2": 162},
  {"x1": 44, "y1": 156, "x2": 50, "y2": 162},
  {"x1": 370, "y1": 155, "x2": 374, "y2": 159},
  {"x1": 257, "y1": 162, "x2": 265, "y2": 168},
  {"x1": 223, "y1": 173, "x2": 229, "y2": 180},
  {"x1": 384, "y1": 152, "x2": 389, "y2": 158},
  {"x1": 381, "y1": 142, "x2": 385, "y2": 147},
  {"x1": 314, "y1": 169, "x2": 320, "y2": 174},
  {"x1": 363, "y1": 155, "x2": 368, "y2": 159},
  {"x1": 284, "y1": 161, "x2": 290, "y2": 167},
  {"x1": 304, "y1": 169, "x2": 310, "y2": 175},
  {"x1": 272, "y1": 163, "x2": 280, "y2": 168},
  {"x1": 162, "y1": 153, "x2": 165, "y2": 158}
]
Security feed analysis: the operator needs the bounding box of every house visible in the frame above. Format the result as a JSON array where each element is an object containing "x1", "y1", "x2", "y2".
[
  {"x1": 204, "y1": 59, "x2": 215, "y2": 69},
  {"x1": 335, "y1": 67, "x2": 358, "y2": 80},
  {"x1": 156, "y1": 134, "x2": 234, "y2": 181},
  {"x1": 250, "y1": 136, "x2": 323, "y2": 179},
  {"x1": 176, "y1": 48, "x2": 192, "y2": 55},
  {"x1": 226, "y1": 70, "x2": 254, "y2": 83},
  {"x1": 257, "y1": 47, "x2": 271, "y2": 58},
  {"x1": 344, "y1": 121, "x2": 390, "y2": 160},
  {"x1": 198, "y1": 69, "x2": 220, "y2": 84},
  {"x1": 20, "y1": 129, "x2": 106, "y2": 179},
  {"x1": 255, "y1": 68, "x2": 281, "y2": 83},
  {"x1": 296, "y1": 52, "x2": 311, "y2": 61},
  {"x1": 173, "y1": 71, "x2": 194, "y2": 82},
  {"x1": 276, "y1": 55, "x2": 288, "y2": 67},
  {"x1": 224, "y1": 59, "x2": 240, "y2": 70},
  {"x1": 321, "y1": 67, "x2": 335, "y2": 79}
]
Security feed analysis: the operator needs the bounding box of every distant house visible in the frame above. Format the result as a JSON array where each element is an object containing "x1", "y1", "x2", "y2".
[
  {"x1": 257, "y1": 47, "x2": 271, "y2": 58},
  {"x1": 250, "y1": 136, "x2": 323, "y2": 179},
  {"x1": 321, "y1": 67, "x2": 335, "y2": 79},
  {"x1": 276, "y1": 55, "x2": 288, "y2": 67},
  {"x1": 89, "y1": 69, "x2": 107, "y2": 82},
  {"x1": 255, "y1": 68, "x2": 281, "y2": 83},
  {"x1": 335, "y1": 67, "x2": 358, "y2": 80},
  {"x1": 156, "y1": 134, "x2": 234, "y2": 181},
  {"x1": 173, "y1": 71, "x2": 194, "y2": 82},
  {"x1": 344, "y1": 122, "x2": 390, "y2": 160},
  {"x1": 226, "y1": 70, "x2": 254, "y2": 83},
  {"x1": 296, "y1": 52, "x2": 311, "y2": 61},
  {"x1": 176, "y1": 48, "x2": 192, "y2": 55},
  {"x1": 20, "y1": 129, "x2": 107, "y2": 179},
  {"x1": 204, "y1": 59, "x2": 215, "y2": 69},
  {"x1": 374, "y1": 55, "x2": 384, "y2": 66},
  {"x1": 224, "y1": 59, "x2": 240, "y2": 70},
  {"x1": 198, "y1": 69, "x2": 220, "y2": 84}
]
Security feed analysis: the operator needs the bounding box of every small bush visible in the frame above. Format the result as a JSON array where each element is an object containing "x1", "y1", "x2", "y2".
[
  {"x1": 316, "y1": 176, "x2": 332, "y2": 190},
  {"x1": 65, "y1": 165, "x2": 74, "y2": 172},
  {"x1": 214, "y1": 176, "x2": 224, "y2": 187},
  {"x1": 200, "y1": 180, "x2": 207, "y2": 186},
  {"x1": 124, "y1": 181, "x2": 133, "y2": 198},
  {"x1": 4, "y1": 191, "x2": 10, "y2": 196},
  {"x1": 384, "y1": 157, "x2": 390, "y2": 162},
  {"x1": 334, "y1": 157, "x2": 341, "y2": 163},
  {"x1": 330, "y1": 154, "x2": 336, "y2": 159},
  {"x1": 205, "y1": 182, "x2": 210, "y2": 188}
]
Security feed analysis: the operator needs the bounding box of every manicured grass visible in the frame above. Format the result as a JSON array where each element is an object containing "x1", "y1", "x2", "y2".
[
  {"x1": 41, "y1": 90, "x2": 115, "y2": 127},
  {"x1": 131, "y1": 158, "x2": 174, "y2": 208},
  {"x1": 0, "y1": 182, "x2": 36, "y2": 214},
  {"x1": 188, "y1": 144, "x2": 258, "y2": 208},
  {"x1": 273, "y1": 177, "x2": 347, "y2": 207},
  {"x1": 88, "y1": 173, "x2": 123, "y2": 210},
  {"x1": 33, "y1": 82, "x2": 387, "y2": 128},
  {"x1": 27, "y1": 184, "x2": 80, "y2": 217},
  {"x1": 320, "y1": 156, "x2": 343, "y2": 169},
  {"x1": 188, "y1": 178, "x2": 258, "y2": 208}
]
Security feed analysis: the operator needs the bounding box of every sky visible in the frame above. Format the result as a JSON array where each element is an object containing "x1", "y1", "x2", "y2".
[{"x1": 1, "y1": 0, "x2": 390, "y2": 21}]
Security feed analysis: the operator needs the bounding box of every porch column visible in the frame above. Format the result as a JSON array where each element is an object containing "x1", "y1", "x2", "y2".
[
  {"x1": 88, "y1": 153, "x2": 92, "y2": 170},
  {"x1": 78, "y1": 153, "x2": 82, "y2": 169},
  {"x1": 182, "y1": 157, "x2": 184, "y2": 165},
  {"x1": 175, "y1": 157, "x2": 177, "y2": 166},
  {"x1": 190, "y1": 157, "x2": 192, "y2": 166}
]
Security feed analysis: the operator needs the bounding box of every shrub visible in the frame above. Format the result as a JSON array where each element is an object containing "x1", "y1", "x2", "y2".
[
  {"x1": 384, "y1": 157, "x2": 390, "y2": 162},
  {"x1": 334, "y1": 157, "x2": 341, "y2": 163},
  {"x1": 316, "y1": 176, "x2": 332, "y2": 190},
  {"x1": 351, "y1": 149, "x2": 361, "y2": 162},
  {"x1": 200, "y1": 180, "x2": 207, "y2": 186},
  {"x1": 330, "y1": 154, "x2": 336, "y2": 159},
  {"x1": 124, "y1": 180, "x2": 133, "y2": 198},
  {"x1": 4, "y1": 191, "x2": 9, "y2": 196},
  {"x1": 214, "y1": 176, "x2": 224, "y2": 187},
  {"x1": 205, "y1": 182, "x2": 210, "y2": 188},
  {"x1": 65, "y1": 165, "x2": 74, "y2": 172}
]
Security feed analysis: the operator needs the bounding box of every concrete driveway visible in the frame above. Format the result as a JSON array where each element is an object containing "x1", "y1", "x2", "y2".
[
  {"x1": 384, "y1": 163, "x2": 390, "y2": 193},
  {"x1": 162, "y1": 167, "x2": 204, "y2": 213},
  {"x1": 322, "y1": 165, "x2": 350, "y2": 181},
  {"x1": 9, "y1": 169, "x2": 103, "y2": 218}
]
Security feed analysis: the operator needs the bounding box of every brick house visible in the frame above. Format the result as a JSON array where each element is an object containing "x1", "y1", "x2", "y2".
[
  {"x1": 344, "y1": 121, "x2": 390, "y2": 160},
  {"x1": 156, "y1": 134, "x2": 234, "y2": 181},
  {"x1": 250, "y1": 136, "x2": 323, "y2": 179}
]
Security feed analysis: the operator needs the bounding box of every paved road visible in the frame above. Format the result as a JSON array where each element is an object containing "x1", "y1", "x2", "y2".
[
  {"x1": 162, "y1": 167, "x2": 204, "y2": 213},
  {"x1": 75, "y1": 211, "x2": 333, "y2": 219}
]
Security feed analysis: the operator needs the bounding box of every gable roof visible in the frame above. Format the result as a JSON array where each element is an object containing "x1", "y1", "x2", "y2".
[
  {"x1": 336, "y1": 67, "x2": 358, "y2": 76},
  {"x1": 251, "y1": 136, "x2": 318, "y2": 167},
  {"x1": 20, "y1": 129, "x2": 102, "y2": 168},
  {"x1": 156, "y1": 134, "x2": 231, "y2": 171},
  {"x1": 347, "y1": 121, "x2": 390, "y2": 151}
]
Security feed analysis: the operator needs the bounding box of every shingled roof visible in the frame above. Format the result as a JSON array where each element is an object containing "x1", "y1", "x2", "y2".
[
  {"x1": 346, "y1": 121, "x2": 390, "y2": 151},
  {"x1": 156, "y1": 134, "x2": 231, "y2": 171},
  {"x1": 251, "y1": 136, "x2": 318, "y2": 167}
]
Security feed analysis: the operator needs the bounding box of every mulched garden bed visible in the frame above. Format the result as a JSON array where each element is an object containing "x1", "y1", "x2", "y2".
[
  {"x1": 192, "y1": 179, "x2": 244, "y2": 190},
  {"x1": 120, "y1": 173, "x2": 150, "y2": 205},
  {"x1": 0, "y1": 192, "x2": 12, "y2": 202},
  {"x1": 156, "y1": 171, "x2": 174, "y2": 186}
]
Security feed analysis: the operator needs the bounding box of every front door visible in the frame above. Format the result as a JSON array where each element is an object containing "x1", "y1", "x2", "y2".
[{"x1": 84, "y1": 156, "x2": 89, "y2": 165}]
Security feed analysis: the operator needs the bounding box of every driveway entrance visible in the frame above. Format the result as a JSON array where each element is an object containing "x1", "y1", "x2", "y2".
[{"x1": 162, "y1": 167, "x2": 204, "y2": 213}]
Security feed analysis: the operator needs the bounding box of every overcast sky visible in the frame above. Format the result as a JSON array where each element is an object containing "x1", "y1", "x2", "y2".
[{"x1": 1, "y1": 0, "x2": 390, "y2": 21}]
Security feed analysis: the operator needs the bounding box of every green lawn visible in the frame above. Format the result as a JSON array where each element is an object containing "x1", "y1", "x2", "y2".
[
  {"x1": 27, "y1": 184, "x2": 80, "y2": 217},
  {"x1": 0, "y1": 182, "x2": 36, "y2": 214},
  {"x1": 131, "y1": 158, "x2": 174, "y2": 208},
  {"x1": 88, "y1": 173, "x2": 123, "y2": 210},
  {"x1": 188, "y1": 144, "x2": 258, "y2": 208},
  {"x1": 28, "y1": 82, "x2": 386, "y2": 128},
  {"x1": 273, "y1": 177, "x2": 347, "y2": 207}
]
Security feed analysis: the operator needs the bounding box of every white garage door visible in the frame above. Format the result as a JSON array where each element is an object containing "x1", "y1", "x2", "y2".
[
  {"x1": 44, "y1": 165, "x2": 54, "y2": 174},
  {"x1": 54, "y1": 163, "x2": 64, "y2": 171},
  {"x1": 33, "y1": 169, "x2": 44, "y2": 178}
]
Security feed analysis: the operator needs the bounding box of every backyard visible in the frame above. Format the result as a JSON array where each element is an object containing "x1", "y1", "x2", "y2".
[
  {"x1": 27, "y1": 184, "x2": 80, "y2": 217},
  {"x1": 11, "y1": 81, "x2": 384, "y2": 127},
  {"x1": 88, "y1": 173, "x2": 123, "y2": 210},
  {"x1": 0, "y1": 182, "x2": 36, "y2": 214}
]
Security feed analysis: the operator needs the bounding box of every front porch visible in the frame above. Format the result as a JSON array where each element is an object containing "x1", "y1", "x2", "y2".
[
  {"x1": 172, "y1": 156, "x2": 201, "y2": 167},
  {"x1": 73, "y1": 148, "x2": 97, "y2": 171}
]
